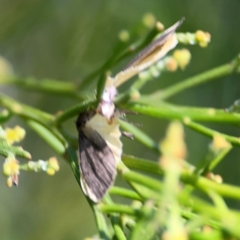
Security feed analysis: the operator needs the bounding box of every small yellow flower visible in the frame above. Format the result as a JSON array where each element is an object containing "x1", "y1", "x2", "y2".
[
  {"x1": 202, "y1": 225, "x2": 212, "y2": 233},
  {"x1": 212, "y1": 134, "x2": 231, "y2": 151},
  {"x1": 214, "y1": 175, "x2": 223, "y2": 184},
  {"x1": 118, "y1": 30, "x2": 130, "y2": 42},
  {"x1": 46, "y1": 157, "x2": 60, "y2": 175},
  {"x1": 165, "y1": 57, "x2": 178, "y2": 72},
  {"x1": 130, "y1": 89, "x2": 141, "y2": 100},
  {"x1": 173, "y1": 49, "x2": 191, "y2": 70},
  {"x1": 195, "y1": 30, "x2": 211, "y2": 48},
  {"x1": 6, "y1": 177, "x2": 13, "y2": 187},
  {"x1": 3, "y1": 156, "x2": 20, "y2": 176},
  {"x1": 205, "y1": 172, "x2": 215, "y2": 181},
  {"x1": 161, "y1": 121, "x2": 187, "y2": 159},
  {"x1": 160, "y1": 122, "x2": 187, "y2": 171},
  {"x1": 205, "y1": 172, "x2": 223, "y2": 184},
  {"x1": 156, "y1": 21, "x2": 164, "y2": 31},
  {"x1": 4, "y1": 126, "x2": 26, "y2": 145},
  {"x1": 48, "y1": 157, "x2": 60, "y2": 172},
  {"x1": 162, "y1": 230, "x2": 188, "y2": 240},
  {"x1": 46, "y1": 168, "x2": 55, "y2": 176},
  {"x1": 142, "y1": 13, "x2": 156, "y2": 29}
]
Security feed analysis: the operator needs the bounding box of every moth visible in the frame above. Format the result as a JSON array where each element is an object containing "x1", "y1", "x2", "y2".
[
  {"x1": 76, "y1": 18, "x2": 183, "y2": 202},
  {"x1": 76, "y1": 110, "x2": 122, "y2": 202}
]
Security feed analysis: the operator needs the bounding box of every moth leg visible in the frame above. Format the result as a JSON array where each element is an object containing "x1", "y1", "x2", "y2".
[{"x1": 122, "y1": 131, "x2": 134, "y2": 140}]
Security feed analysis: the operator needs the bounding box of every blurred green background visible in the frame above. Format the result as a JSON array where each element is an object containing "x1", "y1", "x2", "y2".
[{"x1": 1, "y1": 0, "x2": 240, "y2": 239}]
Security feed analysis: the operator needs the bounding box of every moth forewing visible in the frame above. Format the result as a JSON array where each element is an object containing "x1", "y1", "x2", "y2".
[
  {"x1": 123, "y1": 18, "x2": 184, "y2": 70},
  {"x1": 86, "y1": 114, "x2": 122, "y2": 164},
  {"x1": 76, "y1": 112, "x2": 122, "y2": 202},
  {"x1": 132, "y1": 33, "x2": 178, "y2": 71},
  {"x1": 113, "y1": 18, "x2": 184, "y2": 88}
]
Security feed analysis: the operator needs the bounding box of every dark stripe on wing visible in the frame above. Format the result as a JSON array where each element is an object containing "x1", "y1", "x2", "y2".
[{"x1": 78, "y1": 130, "x2": 116, "y2": 202}]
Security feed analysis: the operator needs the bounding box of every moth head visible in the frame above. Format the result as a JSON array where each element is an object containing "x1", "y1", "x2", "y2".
[
  {"x1": 76, "y1": 110, "x2": 95, "y2": 130},
  {"x1": 97, "y1": 78, "x2": 117, "y2": 120}
]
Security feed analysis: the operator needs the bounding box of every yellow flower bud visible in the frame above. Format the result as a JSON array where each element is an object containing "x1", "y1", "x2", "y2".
[
  {"x1": 173, "y1": 49, "x2": 191, "y2": 70},
  {"x1": 212, "y1": 134, "x2": 231, "y2": 150},
  {"x1": 118, "y1": 30, "x2": 130, "y2": 42},
  {"x1": 46, "y1": 168, "x2": 55, "y2": 176},
  {"x1": 3, "y1": 156, "x2": 19, "y2": 176},
  {"x1": 156, "y1": 21, "x2": 164, "y2": 31},
  {"x1": 161, "y1": 121, "x2": 187, "y2": 159},
  {"x1": 142, "y1": 13, "x2": 156, "y2": 29},
  {"x1": 48, "y1": 157, "x2": 60, "y2": 171},
  {"x1": 214, "y1": 175, "x2": 223, "y2": 184},
  {"x1": 195, "y1": 30, "x2": 211, "y2": 48},
  {"x1": 4, "y1": 126, "x2": 26, "y2": 145},
  {"x1": 130, "y1": 89, "x2": 141, "y2": 100},
  {"x1": 165, "y1": 57, "x2": 178, "y2": 72},
  {"x1": 6, "y1": 177, "x2": 13, "y2": 187}
]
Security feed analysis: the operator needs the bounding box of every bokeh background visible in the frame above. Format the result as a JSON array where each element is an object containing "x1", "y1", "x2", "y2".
[{"x1": 1, "y1": 0, "x2": 240, "y2": 239}]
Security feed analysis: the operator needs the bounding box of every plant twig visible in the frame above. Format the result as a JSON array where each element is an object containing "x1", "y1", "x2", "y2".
[
  {"x1": 150, "y1": 54, "x2": 240, "y2": 100},
  {"x1": 109, "y1": 187, "x2": 142, "y2": 201},
  {"x1": 185, "y1": 121, "x2": 240, "y2": 147},
  {"x1": 121, "y1": 100, "x2": 240, "y2": 125}
]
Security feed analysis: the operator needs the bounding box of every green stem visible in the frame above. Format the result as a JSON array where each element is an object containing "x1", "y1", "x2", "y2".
[
  {"x1": 109, "y1": 186, "x2": 142, "y2": 201},
  {"x1": 208, "y1": 146, "x2": 232, "y2": 171},
  {"x1": 111, "y1": 216, "x2": 127, "y2": 240},
  {"x1": 121, "y1": 100, "x2": 240, "y2": 125},
  {"x1": 92, "y1": 204, "x2": 111, "y2": 240},
  {"x1": 0, "y1": 92, "x2": 53, "y2": 124},
  {"x1": 181, "y1": 170, "x2": 240, "y2": 200},
  {"x1": 54, "y1": 99, "x2": 96, "y2": 125},
  {"x1": 0, "y1": 75, "x2": 83, "y2": 99},
  {"x1": 122, "y1": 155, "x2": 240, "y2": 200},
  {"x1": 194, "y1": 144, "x2": 232, "y2": 175},
  {"x1": 100, "y1": 190, "x2": 232, "y2": 235},
  {"x1": 207, "y1": 190, "x2": 228, "y2": 212},
  {"x1": 26, "y1": 120, "x2": 65, "y2": 155},
  {"x1": 0, "y1": 93, "x2": 68, "y2": 146},
  {"x1": 65, "y1": 146, "x2": 79, "y2": 178},
  {"x1": 118, "y1": 162, "x2": 160, "y2": 200},
  {"x1": 150, "y1": 55, "x2": 240, "y2": 100},
  {"x1": 120, "y1": 168, "x2": 162, "y2": 192},
  {"x1": 185, "y1": 121, "x2": 240, "y2": 147},
  {"x1": 180, "y1": 208, "x2": 221, "y2": 229},
  {"x1": 99, "y1": 204, "x2": 138, "y2": 216},
  {"x1": 122, "y1": 155, "x2": 163, "y2": 175},
  {"x1": 118, "y1": 119, "x2": 160, "y2": 154},
  {"x1": 179, "y1": 194, "x2": 240, "y2": 238},
  {"x1": 0, "y1": 138, "x2": 31, "y2": 159}
]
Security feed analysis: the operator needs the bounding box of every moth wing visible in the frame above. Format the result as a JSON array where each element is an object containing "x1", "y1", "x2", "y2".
[
  {"x1": 86, "y1": 114, "x2": 122, "y2": 164},
  {"x1": 78, "y1": 128, "x2": 117, "y2": 202},
  {"x1": 124, "y1": 18, "x2": 184, "y2": 70},
  {"x1": 113, "y1": 18, "x2": 184, "y2": 87}
]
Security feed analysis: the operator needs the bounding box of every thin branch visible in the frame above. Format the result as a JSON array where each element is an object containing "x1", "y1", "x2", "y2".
[
  {"x1": 120, "y1": 100, "x2": 240, "y2": 126},
  {"x1": 150, "y1": 54, "x2": 240, "y2": 100}
]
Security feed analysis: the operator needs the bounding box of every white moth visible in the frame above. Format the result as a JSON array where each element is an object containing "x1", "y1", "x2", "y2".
[{"x1": 77, "y1": 19, "x2": 183, "y2": 202}]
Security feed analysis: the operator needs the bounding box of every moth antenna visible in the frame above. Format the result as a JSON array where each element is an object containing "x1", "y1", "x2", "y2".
[{"x1": 118, "y1": 109, "x2": 139, "y2": 116}]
